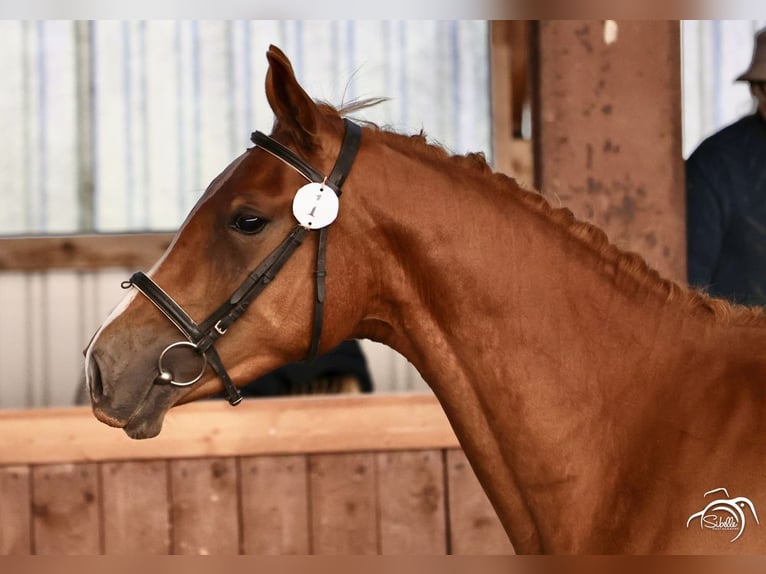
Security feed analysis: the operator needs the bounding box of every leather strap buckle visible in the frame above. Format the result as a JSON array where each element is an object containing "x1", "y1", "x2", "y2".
[{"x1": 214, "y1": 320, "x2": 228, "y2": 336}]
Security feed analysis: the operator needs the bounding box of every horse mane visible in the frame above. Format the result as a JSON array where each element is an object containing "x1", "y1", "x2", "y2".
[{"x1": 323, "y1": 101, "x2": 765, "y2": 328}]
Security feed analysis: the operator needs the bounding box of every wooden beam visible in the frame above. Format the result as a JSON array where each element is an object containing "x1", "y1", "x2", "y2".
[
  {"x1": 0, "y1": 394, "x2": 459, "y2": 465},
  {"x1": 490, "y1": 21, "x2": 534, "y2": 187},
  {"x1": 531, "y1": 21, "x2": 685, "y2": 281},
  {"x1": 0, "y1": 233, "x2": 173, "y2": 271}
]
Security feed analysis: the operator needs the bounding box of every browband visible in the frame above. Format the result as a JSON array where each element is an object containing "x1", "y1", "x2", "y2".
[{"x1": 251, "y1": 119, "x2": 362, "y2": 193}]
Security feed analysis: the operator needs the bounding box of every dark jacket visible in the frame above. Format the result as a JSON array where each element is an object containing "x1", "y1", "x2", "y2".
[
  {"x1": 236, "y1": 339, "x2": 373, "y2": 397},
  {"x1": 686, "y1": 112, "x2": 766, "y2": 306}
]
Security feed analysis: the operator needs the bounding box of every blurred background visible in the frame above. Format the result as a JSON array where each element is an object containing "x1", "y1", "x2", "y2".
[{"x1": 0, "y1": 19, "x2": 763, "y2": 408}]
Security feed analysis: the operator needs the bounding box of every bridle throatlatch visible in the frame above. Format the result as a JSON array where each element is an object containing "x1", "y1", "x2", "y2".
[{"x1": 121, "y1": 119, "x2": 362, "y2": 405}]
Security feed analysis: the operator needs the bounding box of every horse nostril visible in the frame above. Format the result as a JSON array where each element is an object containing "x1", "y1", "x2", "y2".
[{"x1": 87, "y1": 357, "x2": 104, "y2": 403}]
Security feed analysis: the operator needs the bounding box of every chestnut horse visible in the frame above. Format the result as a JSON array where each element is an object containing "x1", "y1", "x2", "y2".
[{"x1": 85, "y1": 46, "x2": 766, "y2": 554}]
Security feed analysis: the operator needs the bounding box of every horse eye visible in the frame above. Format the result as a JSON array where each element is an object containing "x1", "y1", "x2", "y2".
[{"x1": 231, "y1": 213, "x2": 268, "y2": 235}]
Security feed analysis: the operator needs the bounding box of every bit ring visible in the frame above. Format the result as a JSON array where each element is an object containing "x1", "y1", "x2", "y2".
[{"x1": 156, "y1": 341, "x2": 207, "y2": 387}]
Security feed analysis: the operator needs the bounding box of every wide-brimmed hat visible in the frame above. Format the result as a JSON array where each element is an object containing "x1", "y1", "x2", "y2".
[{"x1": 737, "y1": 28, "x2": 766, "y2": 82}]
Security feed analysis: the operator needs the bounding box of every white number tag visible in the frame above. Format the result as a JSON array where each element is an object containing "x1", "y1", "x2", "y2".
[{"x1": 292, "y1": 182, "x2": 339, "y2": 229}]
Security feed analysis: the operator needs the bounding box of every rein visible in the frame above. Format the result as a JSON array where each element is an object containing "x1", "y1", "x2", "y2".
[{"x1": 121, "y1": 119, "x2": 362, "y2": 405}]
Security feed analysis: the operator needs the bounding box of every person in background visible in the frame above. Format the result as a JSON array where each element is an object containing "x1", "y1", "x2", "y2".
[
  {"x1": 686, "y1": 27, "x2": 766, "y2": 306},
  {"x1": 232, "y1": 339, "x2": 373, "y2": 397}
]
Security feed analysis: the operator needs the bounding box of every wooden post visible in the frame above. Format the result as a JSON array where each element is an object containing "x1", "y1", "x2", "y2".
[
  {"x1": 491, "y1": 21, "x2": 534, "y2": 187},
  {"x1": 532, "y1": 21, "x2": 686, "y2": 282}
]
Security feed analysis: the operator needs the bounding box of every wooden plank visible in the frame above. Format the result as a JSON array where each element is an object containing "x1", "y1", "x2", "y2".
[
  {"x1": 101, "y1": 460, "x2": 170, "y2": 554},
  {"x1": 376, "y1": 450, "x2": 447, "y2": 554},
  {"x1": 240, "y1": 455, "x2": 309, "y2": 554},
  {"x1": 309, "y1": 452, "x2": 378, "y2": 554},
  {"x1": 491, "y1": 21, "x2": 534, "y2": 186},
  {"x1": 0, "y1": 233, "x2": 173, "y2": 271},
  {"x1": 532, "y1": 21, "x2": 685, "y2": 281},
  {"x1": 0, "y1": 395, "x2": 459, "y2": 465},
  {"x1": 491, "y1": 22, "x2": 513, "y2": 149},
  {"x1": 0, "y1": 466, "x2": 31, "y2": 554},
  {"x1": 169, "y1": 458, "x2": 239, "y2": 555},
  {"x1": 446, "y1": 449, "x2": 514, "y2": 555},
  {"x1": 31, "y1": 463, "x2": 101, "y2": 554}
]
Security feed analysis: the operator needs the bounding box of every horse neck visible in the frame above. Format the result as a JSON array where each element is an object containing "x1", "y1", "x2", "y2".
[
  {"x1": 351, "y1": 139, "x2": 762, "y2": 551},
  {"x1": 355, "y1": 142, "x2": 703, "y2": 395}
]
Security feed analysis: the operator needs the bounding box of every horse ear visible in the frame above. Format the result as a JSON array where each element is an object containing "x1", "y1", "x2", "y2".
[{"x1": 265, "y1": 45, "x2": 319, "y2": 148}]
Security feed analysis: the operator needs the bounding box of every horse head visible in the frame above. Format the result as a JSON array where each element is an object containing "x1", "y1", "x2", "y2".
[{"x1": 85, "y1": 46, "x2": 381, "y2": 438}]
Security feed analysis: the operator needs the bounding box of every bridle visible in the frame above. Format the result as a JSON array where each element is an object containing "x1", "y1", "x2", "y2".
[{"x1": 120, "y1": 119, "x2": 362, "y2": 405}]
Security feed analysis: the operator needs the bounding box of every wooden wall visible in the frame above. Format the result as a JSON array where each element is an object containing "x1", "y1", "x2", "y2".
[{"x1": 0, "y1": 394, "x2": 514, "y2": 555}]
